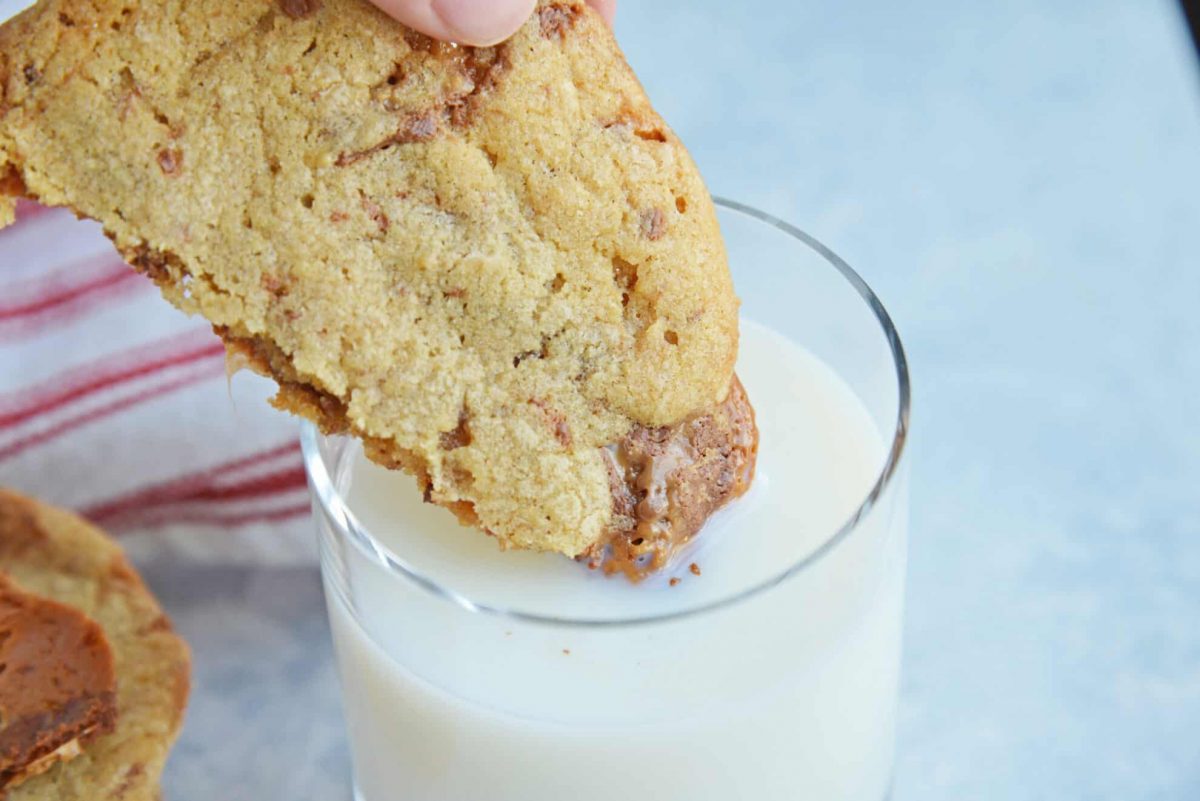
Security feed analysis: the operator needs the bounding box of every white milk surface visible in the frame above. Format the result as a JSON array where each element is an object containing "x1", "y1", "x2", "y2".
[{"x1": 324, "y1": 320, "x2": 906, "y2": 801}]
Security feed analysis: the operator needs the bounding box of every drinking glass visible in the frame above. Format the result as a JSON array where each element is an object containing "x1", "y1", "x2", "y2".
[{"x1": 303, "y1": 199, "x2": 911, "y2": 801}]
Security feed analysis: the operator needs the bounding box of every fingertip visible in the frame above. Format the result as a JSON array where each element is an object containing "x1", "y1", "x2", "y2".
[
  {"x1": 369, "y1": 0, "x2": 535, "y2": 46},
  {"x1": 431, "y1": 0, "x2": 537, "y2": 46},
  {"x1": 587, "y1": 0, "x2": 616, "y2": 27}
]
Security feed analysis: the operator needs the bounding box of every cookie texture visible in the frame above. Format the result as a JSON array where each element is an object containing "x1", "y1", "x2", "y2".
[
  {"x1": 0, "y1": 0, "x2": 747, "y2": 557},
  {"x1": 0, "y1": 490, "x2": 190, "y2": 801}
]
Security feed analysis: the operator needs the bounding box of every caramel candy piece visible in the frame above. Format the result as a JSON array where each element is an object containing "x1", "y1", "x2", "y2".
[{"x1": 0, "y1": 579, "x2": 117, "y2": 792}]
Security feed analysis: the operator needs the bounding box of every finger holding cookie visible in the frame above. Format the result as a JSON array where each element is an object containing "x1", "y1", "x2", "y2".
[{"x1": 369, "y1": 0, "x2": 614, "y2": 46}]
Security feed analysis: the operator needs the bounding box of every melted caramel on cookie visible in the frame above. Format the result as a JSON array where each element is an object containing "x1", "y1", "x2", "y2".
[{"x1": 595, "y1": 376, "x2": 758, "y2": 580}]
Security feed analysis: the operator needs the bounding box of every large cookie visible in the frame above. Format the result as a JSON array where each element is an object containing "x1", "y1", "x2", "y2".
[
  {"x1": 0, "y1": 0, "x2": 753, "y2": 559},
  {"x1": 0, "y1": 490, "x2": 190, "y2": 801}
]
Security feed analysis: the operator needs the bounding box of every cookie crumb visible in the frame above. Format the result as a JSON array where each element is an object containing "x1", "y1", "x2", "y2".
[
  {"x1": 562, "y1": 648, "x2": 571, "y2": 655},
  {"x1": 669, "y1": 577, "x2": 680, "y2": 587}
]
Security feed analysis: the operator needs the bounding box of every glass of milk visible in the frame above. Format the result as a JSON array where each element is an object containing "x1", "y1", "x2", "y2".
[{"x1": 302, "y1": 199, "x2": 911, "y2": 801}]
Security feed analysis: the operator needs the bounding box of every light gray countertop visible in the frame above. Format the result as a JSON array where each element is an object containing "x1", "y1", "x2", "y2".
[{"x1": 11, "y1": 0, "x2": 1200, "y2": 798}]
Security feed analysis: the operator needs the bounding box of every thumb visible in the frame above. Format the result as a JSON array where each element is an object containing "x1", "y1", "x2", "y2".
[{"x1": 370, "y1": 0, "x2": 538, "y2": 47}]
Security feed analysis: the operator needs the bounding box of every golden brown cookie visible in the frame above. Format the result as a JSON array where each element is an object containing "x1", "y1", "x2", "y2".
[
  {"x1": 0, "y1": 490, "x2": 190, "y2": 801},
  {"x1": 0, "y1": 0, "x2": 754, "y2": 559}
]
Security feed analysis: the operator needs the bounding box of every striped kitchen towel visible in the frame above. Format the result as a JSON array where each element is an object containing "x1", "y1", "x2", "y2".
[{"x1": 0, "y1": 201, "x2": 317, "y2": 565}]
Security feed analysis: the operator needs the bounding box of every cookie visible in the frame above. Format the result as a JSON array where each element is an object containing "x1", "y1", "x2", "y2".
[
  {"x1": 0, "y1": 578, "x2": 118, "y2": 792},
  {"x1": 0, "y1": 0, "x2": 755, "y2": 560},
  {"x1": 0, "y1": 490, "x2": 190, "y2": 801}
]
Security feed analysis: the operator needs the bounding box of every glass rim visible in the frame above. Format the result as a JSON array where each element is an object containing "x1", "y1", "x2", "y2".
[{"x1": 300, "y1": 197, "x2": 911, "y2": 629}]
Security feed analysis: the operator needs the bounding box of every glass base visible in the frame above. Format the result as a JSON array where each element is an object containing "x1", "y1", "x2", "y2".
[{"x1": 352, "y1": 779, "x2": 896, "y2": 801}]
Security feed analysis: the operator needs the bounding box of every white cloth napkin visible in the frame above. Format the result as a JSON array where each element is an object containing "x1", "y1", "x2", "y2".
[{"x1": 0, "y1": 202, "x2": 317, "y2": 566}]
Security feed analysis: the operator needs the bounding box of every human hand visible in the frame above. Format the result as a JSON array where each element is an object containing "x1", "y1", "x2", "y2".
[{"x1": 369, "y1": 0, "x2": 615, "y2": 47}]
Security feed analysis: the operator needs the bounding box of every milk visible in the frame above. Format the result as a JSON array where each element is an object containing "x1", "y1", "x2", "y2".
[{"x1": 316, "y1": 319, "x2": 907, "y2": 801}]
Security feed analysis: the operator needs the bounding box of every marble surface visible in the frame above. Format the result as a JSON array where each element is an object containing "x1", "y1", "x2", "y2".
[{"x1": 12, "y1": 0, "x2": 1200, "y2": 798}]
